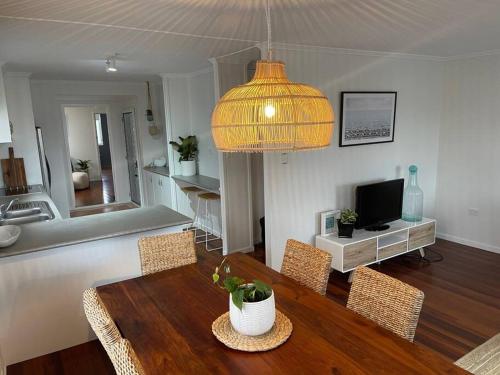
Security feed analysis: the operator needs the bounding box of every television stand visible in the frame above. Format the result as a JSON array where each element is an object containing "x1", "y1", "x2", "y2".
[
  {"x1": 365, "y1": 224, "x2": 390, "y2": 232},
  {"x1": 315, "y1": 218, "x2": 436, "y2": 280}
]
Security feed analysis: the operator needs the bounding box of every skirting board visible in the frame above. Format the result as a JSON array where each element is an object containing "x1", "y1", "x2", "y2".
[
  {"x1": 437, "y1": 232, "x2": 500, "y2": 254},
  {"x1": 228, "y1": 245, "x2": 255, "y2": 254}
]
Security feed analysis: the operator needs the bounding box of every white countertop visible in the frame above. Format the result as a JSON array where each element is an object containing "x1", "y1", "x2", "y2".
[
  {"x1": 0, "y1": 192, "x2": 191, "y2": 258},
  {"x1": 171, "y1": 174, "x2": 220, "y2": 193}
]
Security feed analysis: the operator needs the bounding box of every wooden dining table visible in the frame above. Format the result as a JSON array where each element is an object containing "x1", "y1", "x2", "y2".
[{"x1": 97, "y1": 250, "x2": 468, "y2": 374}]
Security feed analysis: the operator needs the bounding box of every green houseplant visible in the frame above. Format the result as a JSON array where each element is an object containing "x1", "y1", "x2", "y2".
[
  {"x1": 213, "y1": 258, "x2": 275, "y2": 336},
  {"x1": 76, "y1": 159, "x2": 91, "y2": 174},
  {"x1": 169, "y1": 136, "x2": 198, "y2": 176},
  {"x1": 337, "y1": 208, "x2": 358, "y2": 238}
]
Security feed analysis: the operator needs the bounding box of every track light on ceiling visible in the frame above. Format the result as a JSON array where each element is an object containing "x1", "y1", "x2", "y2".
[{"x1": 105, "y1": 55, "x2": 117, "y2": 72}]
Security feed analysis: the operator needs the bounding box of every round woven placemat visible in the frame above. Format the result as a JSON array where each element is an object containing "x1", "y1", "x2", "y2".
[{"x1": 212, "y1": 310, "x2": 293, "y2": 352}]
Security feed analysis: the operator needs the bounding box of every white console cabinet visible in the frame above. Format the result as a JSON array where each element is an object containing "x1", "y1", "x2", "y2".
[{"x1": 315, "y1": 218, "x2": 436, "y2": 273}]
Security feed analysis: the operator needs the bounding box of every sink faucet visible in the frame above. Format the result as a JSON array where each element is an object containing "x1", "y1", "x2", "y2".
[{"x1": 0, "y1": 198, "x2": 18, "y2": 218}]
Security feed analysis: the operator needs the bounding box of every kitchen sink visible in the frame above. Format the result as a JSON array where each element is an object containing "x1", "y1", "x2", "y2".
[
  {"x1": 3, "y1": 207, "x2": 42, "y2": 218},
  {"x1": 0, "y1": 201, "x2": 55, "y2": 225}
]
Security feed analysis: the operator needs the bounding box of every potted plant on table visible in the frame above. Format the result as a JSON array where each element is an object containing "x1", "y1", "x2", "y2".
[
  {"x1": 337, "y1": 209, "x2": 358, "y2": 238},
  {"x1": 213, "y1": 258, "x2": 275, "y2": 336},
  {"x1": 169, "y1": 136, "x2": 198, "y2": 176}
]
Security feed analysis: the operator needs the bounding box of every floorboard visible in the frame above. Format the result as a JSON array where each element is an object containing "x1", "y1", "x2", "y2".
[
  {"x1": 7, "y1": 341, "x2": 114, "y2": 375},
  {"x1": 70, "y1": 202, "x2": 138, "y2": 218},
  {"x1": 7, "y1": 239, "x2": 500, "y2": 374},
  {"x1": 74, "y1": 168, "x2": 115, "y2": 207}
]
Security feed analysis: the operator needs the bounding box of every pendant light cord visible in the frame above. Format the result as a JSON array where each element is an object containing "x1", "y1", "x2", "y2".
[{"x1": 265, "y1": 0, "x2": 272, "y2": 60}]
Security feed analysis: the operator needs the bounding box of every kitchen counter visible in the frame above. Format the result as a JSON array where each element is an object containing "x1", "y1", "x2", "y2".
[
  {"x1": 143, "y1": 166, "x2": 170, "y2": 177},
  {"x1": 0, "y1": 188, "x2": 62, "y2": 220},
  {"x1": 0, "y1": 203, "x2": 191, "y2": 259},
  {"x1": 171, "y1": 174, "x2": 220, "y2": 194}
]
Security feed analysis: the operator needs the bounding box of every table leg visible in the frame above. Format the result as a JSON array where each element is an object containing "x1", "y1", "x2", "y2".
[{"x1": 419, "y1": 248, "x2": 426, "y2": 258}]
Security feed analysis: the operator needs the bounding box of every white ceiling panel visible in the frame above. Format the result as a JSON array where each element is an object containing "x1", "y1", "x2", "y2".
[{"x1": 1, "y1": 0, "x2": 500, "y2": 80}]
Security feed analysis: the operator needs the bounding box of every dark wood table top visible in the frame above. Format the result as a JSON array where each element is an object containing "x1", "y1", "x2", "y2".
[{"x1": 97, "y1": 250, "x2": 467, "y2": 374}]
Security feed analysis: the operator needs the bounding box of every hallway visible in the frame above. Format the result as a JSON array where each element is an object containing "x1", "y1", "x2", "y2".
[{"x1": 74, "y1": 168, "x2": 115, "y2": 207}]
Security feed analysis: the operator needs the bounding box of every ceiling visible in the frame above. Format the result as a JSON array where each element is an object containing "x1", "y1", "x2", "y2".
[{"x1": 1, "y1": 0, "x2": 500, "y2": 81}]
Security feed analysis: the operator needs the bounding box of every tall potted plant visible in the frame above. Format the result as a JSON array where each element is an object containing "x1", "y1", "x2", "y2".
[
  {"x1": 213, "y1": 258, "x2": 275, "y2": 336},
  {"x1": 337, "y1": 209, "x2": 358, "y2": 238},
  {"x1": 169, "y1": 136, "x2": 198, "y2": 176}
]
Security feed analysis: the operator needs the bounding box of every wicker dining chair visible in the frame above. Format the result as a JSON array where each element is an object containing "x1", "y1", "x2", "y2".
[
  {"x1": 138, "y1": 230, "x2": 197, "y2": 275},
  {"x1": 280, "y1": 239, "x2": 333, "y2": 295},
  {"x1": 82, "y1": 288, "x2": 145, "y2": 375},
  {"x1": 112, "y1": 338, "x2": 145, "y2": 375},
  {"x1": 346, "y1": 266, "x2": 425, "y2": 342},
  {"x1": 82, "y1": 288, "x2": 121, "y2": 358},
  {"x1": 455, "y1": 332, "x2": 500, "y2": 375}
]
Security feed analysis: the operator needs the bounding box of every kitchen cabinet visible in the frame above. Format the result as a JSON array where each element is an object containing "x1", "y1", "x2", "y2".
[
  {"x1": 143, "y1": 170, "x2": 172, "y2": 208},
  {"x1": 0, "y1": 70, "x2": 12, "y2": 143}
]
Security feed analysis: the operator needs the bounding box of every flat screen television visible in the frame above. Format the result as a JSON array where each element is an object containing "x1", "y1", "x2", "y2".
[{"x1": 355, "y1": 178, "x2": 404, "y2": 231}]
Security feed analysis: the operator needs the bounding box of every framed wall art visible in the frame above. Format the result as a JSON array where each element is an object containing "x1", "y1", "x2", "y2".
[{"x1": 339, "y1": 92, "x2": 397, "y2": 147}]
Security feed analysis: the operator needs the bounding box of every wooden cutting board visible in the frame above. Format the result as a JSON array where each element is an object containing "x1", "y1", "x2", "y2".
[{"x1": 1, "y1": 147, "x2": 27, "y2": 192}]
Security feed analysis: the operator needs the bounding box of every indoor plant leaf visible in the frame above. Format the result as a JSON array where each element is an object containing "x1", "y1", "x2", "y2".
[{"x1": 231, "y1": 288, "x2": 244, "y2": 310}]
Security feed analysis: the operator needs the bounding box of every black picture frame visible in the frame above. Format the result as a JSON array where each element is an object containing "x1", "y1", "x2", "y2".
[{"x1": 339, "y1": 91, "x2": 397, "y2": 147}]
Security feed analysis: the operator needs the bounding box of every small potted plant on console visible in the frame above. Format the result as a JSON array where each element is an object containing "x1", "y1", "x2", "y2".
[
  {"x1": 212, "y1": 258, "x2": 275, "y2": 336},
  {"x1": 337, "y1": 209, "x2": 358, "y2": 238}
]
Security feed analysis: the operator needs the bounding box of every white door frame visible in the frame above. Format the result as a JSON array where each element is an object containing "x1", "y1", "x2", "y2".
[
  {"x1": 61, "y1": 103, "x2": 106, "y2": 210},
  {"x1": 121, "y1": 108, "x2": 143, "y2": 206}
]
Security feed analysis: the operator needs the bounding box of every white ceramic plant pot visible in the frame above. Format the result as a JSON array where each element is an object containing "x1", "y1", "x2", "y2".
[
  {"x1": 229, "y1": 290, "x2": 275, "y2": 336},
  {"x1": 180, "y1": 160, "x2": 196, "y2": 176}
]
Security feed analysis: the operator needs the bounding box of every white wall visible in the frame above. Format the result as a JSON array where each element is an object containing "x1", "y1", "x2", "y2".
[
  {"x1": 0, "y1": 65, "x2": 12, "y2": 144},
  {"x1": 65, "y1": 107, "x2": 101, "y2": 181},
  {"x1": 163, "y1": 69, "x2": 217, "y2": 178},
  {"x1": 162, "y1": 69, "x2": 222, "y2": 235},
  {"x1": 264, "y1": 46, "x2": 444, "y2": 270},
  {"x1": 188, "y1": 69, "x2": 218, "y2": 178},
  {"x1": 0, "y1": 73, "x2": 42, "y2": 187},
  {"x1": 435, "y1": 55, "x2": 500, "y2": 253},
  {"x1": 30, "y1": 80, "x2": 165, "y2": 216}
]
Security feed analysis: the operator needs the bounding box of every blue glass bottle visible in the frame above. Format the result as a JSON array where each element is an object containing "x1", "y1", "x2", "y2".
[{"x1": 402, "y1": 165, "x2": 423, "y2": 222}]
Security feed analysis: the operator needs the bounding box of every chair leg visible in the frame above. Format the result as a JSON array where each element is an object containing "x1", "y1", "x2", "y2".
[
  {"x1": 194, "y1": 196, "x2": 205, "y2": 241},
  {"x1": 205, "y1": 199, "x2": 223, "y2": 252},
  {"x1": 192, "y1": 193, "x2": 200, "y2": 228},
  {"x1": 205, "y1": 199, "x2": 209, "y2": 249}
]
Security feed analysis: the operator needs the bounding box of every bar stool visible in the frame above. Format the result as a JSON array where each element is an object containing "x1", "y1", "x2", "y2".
[
  {"x1": 180, "y1": 186, "x2": 203, "y2": 231},
  {"x1": 194, "y1": 192, "x2": 222, "y2": 251}
]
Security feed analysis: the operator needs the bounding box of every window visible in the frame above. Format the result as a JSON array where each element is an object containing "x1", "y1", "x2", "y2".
[{"x1": 95, "y1": 113, "x2": 104, "y2": 146}]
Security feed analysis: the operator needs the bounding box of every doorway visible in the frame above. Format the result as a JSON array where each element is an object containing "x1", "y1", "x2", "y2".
[
  {"x1": 94, "y1": 113, "x2": 115, "y2": 205},
  {"x1": 64, "y1": 106, "x2": 116, "y2": 208},
  {"x1": 122, "y1": 110, "x2": 141, "y2": 205}
]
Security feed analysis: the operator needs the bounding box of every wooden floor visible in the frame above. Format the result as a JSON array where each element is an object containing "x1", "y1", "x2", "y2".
[
  {"x1": 7, "y1": 239, "x2": 500, "y2": 374},
  {"x1": 328, "y1": 240, "x2": 500, "y2": 361},
  {"x1": 69, "y1": 202, "x2": 138, "y2": 218},
  {"x1": 7, "y1": 341, "x2": 114, "y2": 375},
  {"x1": 74, "y1": 168, "x2": 115, "y2": 207}
]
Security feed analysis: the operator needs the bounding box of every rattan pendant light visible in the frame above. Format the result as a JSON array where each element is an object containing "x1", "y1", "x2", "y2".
[{"x1": 211, "y1": 0, "x2": 334, "y2": 152}]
